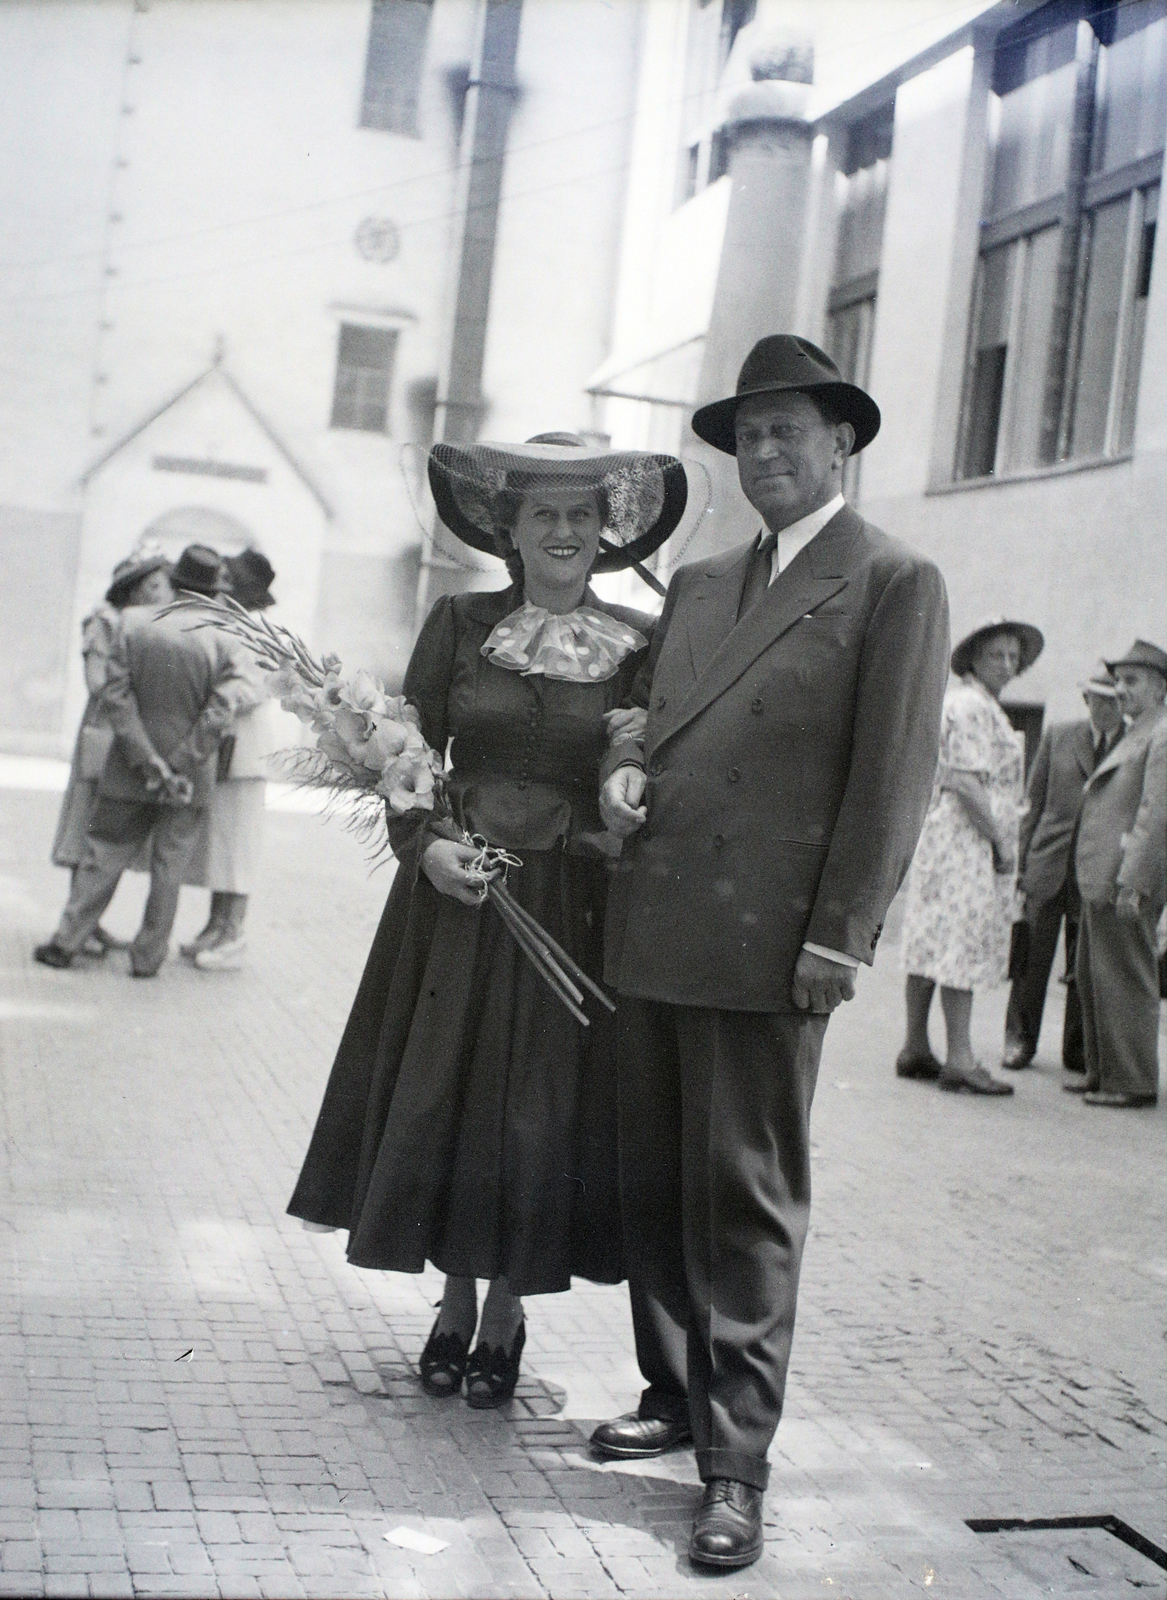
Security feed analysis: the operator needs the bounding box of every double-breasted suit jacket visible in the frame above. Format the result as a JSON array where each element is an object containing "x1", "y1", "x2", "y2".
[
  {"x1": 605, "y1": 504, "x2": 950, "y2": 1011},
  {"x1": 1019, "y1": 720, "x2": 1098, "y2": 909},
  {"x1": 1076, "y1": 705, "x2": 1167, "y2": 909}
]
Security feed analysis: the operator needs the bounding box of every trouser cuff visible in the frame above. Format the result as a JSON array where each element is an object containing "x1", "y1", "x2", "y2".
[
  {"x1": 696, "y1": 1449, "x2": 770, "y2": 1491},
  {"x1": 638, "y1": 1387, "x2": 689, "y2": 1426}
]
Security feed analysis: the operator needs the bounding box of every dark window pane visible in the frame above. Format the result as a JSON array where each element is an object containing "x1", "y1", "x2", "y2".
[
  {"x1": 1118, "y1": 187, "x2": 1158, "y2": 450},
  {"x1": 834, "y1": 156, "x2": 889, "y2": 285},
  {"x1": 360, "y1": 0, "x2": 433, "y2": 137},
  {"x1": 963, "y1": 346, "x2": 1008, "y2": 478},
  {"x1": 331, "y1": 323, "x2": 396, "y2": 433},
  {"x1": 720, "y1": 0, "x2": 756, "y2": 66}
]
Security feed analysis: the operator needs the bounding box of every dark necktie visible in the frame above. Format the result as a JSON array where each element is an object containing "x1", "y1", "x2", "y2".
[{"x1": 738, "y1": 532, "x2": 778, "y2": 621}]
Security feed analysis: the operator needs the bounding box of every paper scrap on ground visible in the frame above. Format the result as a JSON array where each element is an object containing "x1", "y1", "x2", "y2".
[{"x1": 384, "y1": 1527, "x2": 449, "y2": 1555}]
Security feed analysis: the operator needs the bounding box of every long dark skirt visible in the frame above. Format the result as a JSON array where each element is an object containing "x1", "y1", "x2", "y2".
[{"x1": 287, "y1": 845, "x2": 623, "y2": 1296}]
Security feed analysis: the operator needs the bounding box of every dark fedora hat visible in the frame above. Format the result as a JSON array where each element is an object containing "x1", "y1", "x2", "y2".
[
  {"x1": 951, "y1": 616, "x2": 1044, "y2": 678},
  {"x1": 226, "y1": 548, "x2": 276, "y2": 610},
  {"x1": 1105, "y1": 638, "x2": 1167, "y2": 679},
  {"x1": 691, "y1": 335, "x2": 881, "y2": 456},
  {"x1": 105, "y1": 545, "x2": 171, "y2": 607},
  {"x1": 171, "y1": 543, "x2": 227, "y2": 597}
]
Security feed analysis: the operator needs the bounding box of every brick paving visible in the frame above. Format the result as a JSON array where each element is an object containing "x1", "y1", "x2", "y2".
[{"x1": 1, "y1": 771, "x2": 1164, "y2": 1598}]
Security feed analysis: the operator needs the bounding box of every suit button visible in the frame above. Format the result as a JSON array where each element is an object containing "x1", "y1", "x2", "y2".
[
  {"x1": 727, "y1": 766, "x2": 741, "y2": 783},
  {"x1": 656, "y1": 694, "x2": 667, "y2": 710},
  {"x1": 713, "y1": 834, "x2": 725, "y2": 849},
  {"x1": 751, "y1": 697, "x2": 763, "y2": 714},
  {"x1": 648, "y1": 760, "x2": 663, "y2": 778}
]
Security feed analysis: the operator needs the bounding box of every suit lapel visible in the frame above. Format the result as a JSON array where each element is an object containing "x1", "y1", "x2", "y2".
[
  {"x1": 682, "y1": 543, "x2": 754, "y2": 684},
  {"x1": 1087, "y1": 709, "x2": 1161, "y2": 786},
  {"x1": 654, "y1": 506, "x2": 862, "y2": 752},
  {"x1": 1071, "y1": 720, "x2": 1095, "y2": 778}
]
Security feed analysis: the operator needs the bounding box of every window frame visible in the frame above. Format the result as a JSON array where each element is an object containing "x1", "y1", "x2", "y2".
[{"x1": 329, "y1": 322, "x2": 399, "y2": 436}]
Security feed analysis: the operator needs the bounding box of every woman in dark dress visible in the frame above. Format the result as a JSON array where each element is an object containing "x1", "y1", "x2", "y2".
[{"x1": 288, "y1": 434, "x2": 686, "y2": 1406}]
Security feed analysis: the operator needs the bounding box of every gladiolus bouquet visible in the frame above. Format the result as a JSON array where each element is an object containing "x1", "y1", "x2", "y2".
[{"x1": 163, "y1": 595, "x2": 612, "y2": 1026}]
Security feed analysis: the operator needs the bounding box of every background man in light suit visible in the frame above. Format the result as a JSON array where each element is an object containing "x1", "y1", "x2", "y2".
[
  {"x1": 36, "y1": 544, "x2": 248, "y2": 978},
  {"x1": 1069, "y1": 640, "x2": 1167, "y2": 1108},
  {"x1": 592, "y1": 337, "x2": 949, "y2": 1570},
  {"x1": 1002, "y1": 668, "x2": 1124, "y2": 1072}
]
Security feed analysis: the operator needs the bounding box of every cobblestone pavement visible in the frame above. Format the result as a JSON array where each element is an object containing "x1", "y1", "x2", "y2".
[{"x1": 2, "y1": 772, "x2": 1165, "y2": 1599}]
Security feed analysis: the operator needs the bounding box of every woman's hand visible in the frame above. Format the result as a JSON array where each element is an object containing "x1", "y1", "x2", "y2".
[
  {"x1": 421, "y1": 838, "x2": 497, "y2": 905},
  {"x1": 600, "y1": 764, "x2": 647, "y2": 837}
]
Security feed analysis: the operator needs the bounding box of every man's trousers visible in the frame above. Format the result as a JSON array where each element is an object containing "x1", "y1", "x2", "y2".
[
  {"x1": 615, "y1": 998, "x2": 826, "y2": 1490},
  {"x1": 1004, "y1": 883, "x2": 1084, "y2": 1068},
  {"x1": 54, "y1": 800, "x2": 204, "y2": 974},
  {"x1": 1076, "y1": 897, "x2": 1161, "y2": 1100}
]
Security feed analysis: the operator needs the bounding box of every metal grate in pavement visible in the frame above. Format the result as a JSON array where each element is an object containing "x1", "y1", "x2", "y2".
[{"x1": 967, "y1": 1514, "x2": 1167, "y2": 1571}]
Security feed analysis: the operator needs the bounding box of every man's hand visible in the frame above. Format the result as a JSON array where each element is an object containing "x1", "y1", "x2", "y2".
[
  {"x1": 1115, "y1": 886, "x2": 1143, "y2": 921},
  {"x1": 421, "y1": 838, "x2": 498, "y2": 906},
  {"x1": 600, "y1": 764, "x2": 647, "y2": 837},
  {"x1": 791, "y1": 948, "x2": 857, "y2": 1013},
  {"x1": 143, "y1": 754, "x2": 175, "y2": 795}
]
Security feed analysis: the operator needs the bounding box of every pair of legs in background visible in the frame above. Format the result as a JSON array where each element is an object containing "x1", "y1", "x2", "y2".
[
  {"x1": 1003, "y1": 880, "x2": 1084, "y2": 1071},
  {"x1": 595, "y1": 999, "x2": 825, "y2": 1568},
  {"x1": 46, "y1": 798, "x2": 203, "y2": 976},
  {"x1": 1072, "y1": 897, "x2": 1161, "y2": 1106}
]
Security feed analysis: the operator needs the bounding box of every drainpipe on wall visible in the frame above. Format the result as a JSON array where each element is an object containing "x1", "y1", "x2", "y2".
[{"x1": 415, "y1": 0, "x2": 523, "y2": 627}]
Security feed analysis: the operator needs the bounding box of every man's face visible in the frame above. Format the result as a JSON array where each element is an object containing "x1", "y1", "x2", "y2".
[
  {"x1": 734, "y1": 392, "x2": 853, "y2": 532},
  {"x1": 1114, "y1": 665, "x2": 1166, "y2": 720},
  {"x1": 1083, "y1": 690, "x2": 1123, "y2": 734}
]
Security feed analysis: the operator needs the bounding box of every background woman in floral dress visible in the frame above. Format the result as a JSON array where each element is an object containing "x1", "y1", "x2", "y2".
[
  {"x1": 288, "y1": 434, "x2": 686, "y2": 1407},
  {"x1": 898, "y1": 618, "x2": 1043, "y2": 1095}
]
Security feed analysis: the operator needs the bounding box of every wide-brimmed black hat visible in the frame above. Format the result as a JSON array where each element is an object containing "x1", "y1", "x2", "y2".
[
  {"x1": 951, "y1": 616, "x2": 1044, "y2": 678},
  {"x1": 1105, "y1": 639, "x2": 1167, "y2": 679},
  {"x1": 691, "y1": 335, "x2": 881, "y2": 456},
  {"x1": 226, "y1": 548, "x2": 276, "y2": 611},
  {"x1": 171, "y1": 543, "x2": 227, "y2": 597},
  {"x1": 105, "y1": 546, "x2": 171, "y2": 607},
  {"x1": 427, "y1": 434, "x2": 688, "y2": 574}
]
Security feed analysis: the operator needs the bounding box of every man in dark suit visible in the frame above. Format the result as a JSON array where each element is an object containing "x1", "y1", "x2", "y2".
[
  {"x1": 36, "y1": 545, "x2": 248, "y2": 978},
  {"x1": 591, "y1": 338, "x2": 949, "y2": 1569},
  {"x1": 1002, "y1": 668, "x2": 1124, "y2": 1072},
  {"x1": 1068, "y1": 640, "x2": 1167, "y2": 1108}
]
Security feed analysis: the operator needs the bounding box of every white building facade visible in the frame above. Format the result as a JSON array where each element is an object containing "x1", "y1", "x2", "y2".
[
  {"x1": 592, "y1": 0, "x2": 1167, "y2": 729},
  {"x1": 0, "y1": 0, "x2": 641, "y2": 751}
]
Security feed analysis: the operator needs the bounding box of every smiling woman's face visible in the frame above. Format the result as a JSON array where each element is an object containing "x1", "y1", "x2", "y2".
[{"x1": 511, "y1": 485, "x2": 603, "y2": 609}]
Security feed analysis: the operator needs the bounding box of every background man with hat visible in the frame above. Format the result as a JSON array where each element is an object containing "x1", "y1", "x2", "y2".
[
  {"x1": 35, "y1": 544, "x2": 248, "y2": 977},
  {"x1": 592, "y1": 336, "x2": 949, "y2": 1569},
  {"x1": 1070, "y1": 640, "x2": 1167, "y2": 1108},
  {"x1": 1002, "y1": 666, "x2": 1124, "y2": 1074}
]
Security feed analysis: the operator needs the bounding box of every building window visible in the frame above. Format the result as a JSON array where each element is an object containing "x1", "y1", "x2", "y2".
[
  {"x1": 826, "y1": 102, "x2": 894, "y2": 496},
  {"x1": 330, "y1": 324, "x2": 397, "y2": 433},
  {"x1": 956, "y1": 0, "x2": 1165, "y2": 480},
  {"x1": 674, "y1": 0, "x2": 757, "y2": 206},
  {"x1": 360, "y1": 0, "x2": 433, "y2": 137}
]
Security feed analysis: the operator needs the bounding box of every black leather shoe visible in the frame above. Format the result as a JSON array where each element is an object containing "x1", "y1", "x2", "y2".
[
  {"x1": 895, "y1": 1049, "x2": 942, "y2": 1080},
  {"x1": 465, "y1": 1320, "x2": 525, "y2": 1408},
  {"x1": 418, "y1": 1317, "x2": 470, "y2": 1398},
  {"x1": 590, "y1": 1413, "x2": 692, "y2": 1459},
  {"x1": 689, "y1": 1479, "x2": 764, "y2": 1570},
  {"x1": 34, "y1": 942, "x2": 73, "y2": 969},
  {"x1": 1063, "y1": 1078, "x2": 1095, "y2": 1094}
]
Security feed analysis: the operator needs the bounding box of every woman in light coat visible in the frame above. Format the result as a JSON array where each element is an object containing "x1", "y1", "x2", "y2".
[{"x1": 181, "y1": 550, "x2": 279, "y2": 969}]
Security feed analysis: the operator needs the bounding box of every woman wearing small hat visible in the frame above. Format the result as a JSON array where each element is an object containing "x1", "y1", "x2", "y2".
[
  {"x1": 899, "y1": 617, "x2": 1043, "y2": 1094},
  {"x1": 49, "y1": 544, "x2": 174, "y2": 953},
  {"x1": 181, "y1": 549, "x2": 280, "y2": 969},
  {"x1": 288, "y1": 433, "x2": 687, "y2": 1405}
]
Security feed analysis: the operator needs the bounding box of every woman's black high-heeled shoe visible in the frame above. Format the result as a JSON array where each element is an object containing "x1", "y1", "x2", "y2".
[
  {"x1": 464, "y1": 1320, "x2": 525, "y2": 1409},
  {"x1": 419, "y1": 1317, "x2": 470, "y2": 1398}
]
